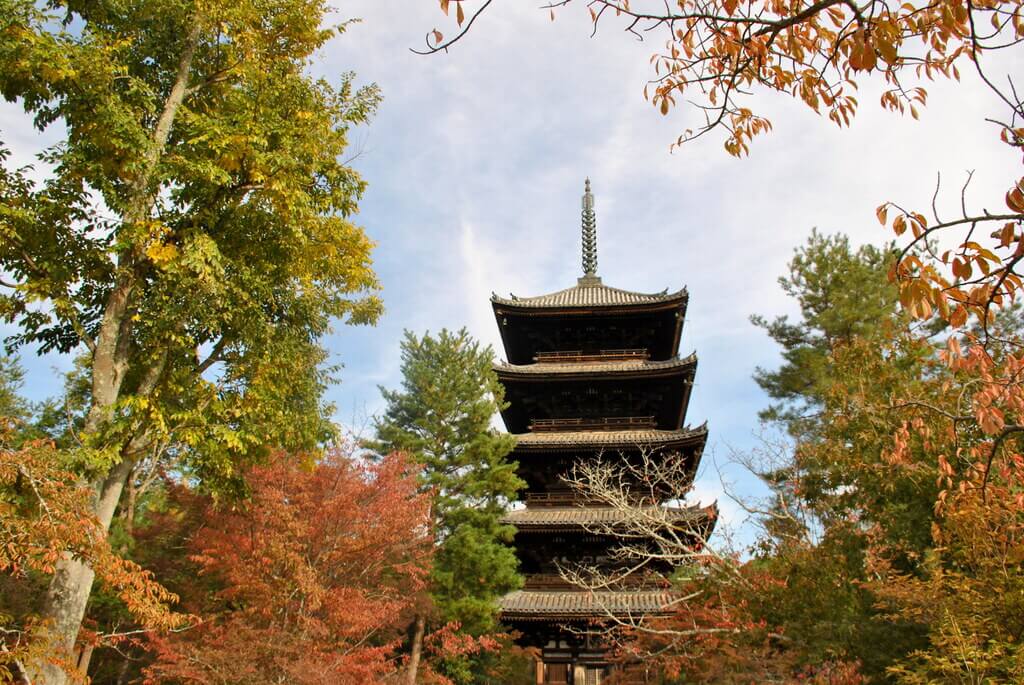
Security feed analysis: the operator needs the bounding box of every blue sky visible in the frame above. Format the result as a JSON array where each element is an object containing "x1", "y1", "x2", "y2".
[{"x1": 2, "y1": 1, "x2": 1019, "y2": 545}]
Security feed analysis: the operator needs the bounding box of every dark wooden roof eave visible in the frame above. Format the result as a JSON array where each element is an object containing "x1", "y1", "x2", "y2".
[
  {"x1": 510, "y1": 424, "x2": 709, "y2": 453},
  {"x1": 503, "y1": 506, "x2": 719, "y2": 533},
  {"x1": 491, "y1": 295, "x2": 688, "y2": 318},
  {"x1": 498, "y1": 589, "x2": 681, "y2": 620},
  {"x1": 495, "y1": 354, "x2": 697, "y2": 383}
]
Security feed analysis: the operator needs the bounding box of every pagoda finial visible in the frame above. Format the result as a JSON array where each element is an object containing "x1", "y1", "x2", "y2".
[{"x1": 581, "y1": 178, "x2": 597, "y2": 278}]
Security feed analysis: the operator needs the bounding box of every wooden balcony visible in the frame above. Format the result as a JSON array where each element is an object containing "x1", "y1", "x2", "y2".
[
  {"x1": 529, "y1": 416, "x2": 657, "y2": 432},
  {"x1": 523, "y1": 491, "x2": 590, "y2": 506},
  {"x1": 522, "y1": 573, "x2": 671, "y2": 590},
  {"x1": 534, "y1": 348, "x2": 649, "y2": 363}
]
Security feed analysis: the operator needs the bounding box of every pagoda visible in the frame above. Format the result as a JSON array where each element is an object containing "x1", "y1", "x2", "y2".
[{"x1": 492, "y1": 181, "x2": 716, "y2": 685}]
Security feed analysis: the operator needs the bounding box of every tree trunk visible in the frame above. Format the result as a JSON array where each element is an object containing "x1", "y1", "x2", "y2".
[
  {"x1": 30, "y1": 458, "x2": 135, "y2": 684},
  {"x1": 406, "y1": 614, "x2": 426, "y2": 685},
  {"x1": 28, "y1": 15, "x2": 201, "y2": 683}
]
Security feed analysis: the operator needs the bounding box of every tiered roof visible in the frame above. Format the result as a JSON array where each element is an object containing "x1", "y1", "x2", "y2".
[
  {"x1": 492, "y1": 277, "x2": 687, "y2": 310},
  {"x1": 502, "y1": 503, "x2": 716, "y2": 530},
  {"x1": 501, "y1": 589, "x2": 677, "y2": 620},
  {"x1": 495, "y1": 354, "x2": 695, "y2": 377},
  {"x1": 512, "y1": 424, "x2": 708, "y2": 450},
  {"x1": 493, "y1": 180, "x2": 713, "y2": 657}
]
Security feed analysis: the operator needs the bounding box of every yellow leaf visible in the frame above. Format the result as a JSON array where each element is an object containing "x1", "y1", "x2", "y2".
[{"x1": 146, "y1": 242, "x2": 178, "y2": 266}]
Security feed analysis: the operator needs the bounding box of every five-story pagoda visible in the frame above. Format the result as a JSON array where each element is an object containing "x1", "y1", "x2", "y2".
[{"x1": 492, "y1": 181, "x2": 715, "y2": 684}]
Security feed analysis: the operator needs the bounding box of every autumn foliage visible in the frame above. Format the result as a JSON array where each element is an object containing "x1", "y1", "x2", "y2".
[
  {"x1": 0, "y1": 422, "x2": 182, "y2": 681},
  {"x1": 143, "y1": 450, "x2": 431, "y2": 685}
]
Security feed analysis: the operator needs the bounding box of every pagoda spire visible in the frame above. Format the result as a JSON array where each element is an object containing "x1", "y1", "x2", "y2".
[{"x1": 581, "y1": 178, "x2": 598, "y2": 281}]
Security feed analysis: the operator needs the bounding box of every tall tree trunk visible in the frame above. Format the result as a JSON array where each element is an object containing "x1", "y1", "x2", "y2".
[
  {"x1": 406, "y1": 614, "x2": 426, "y2": 685},
  {"x1": 31, "y1": 457, "x2": 135, "y2": 684},
  {"x1": 29, "y1": 17, "x2": 201, "y2": 682}
]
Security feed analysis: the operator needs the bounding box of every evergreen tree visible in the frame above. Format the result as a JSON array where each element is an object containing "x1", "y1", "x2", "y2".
[
  {"x1": 751, "y1": 230, "x2": 899, "y2": 437},
  {"x1": 369, "y1": 328, "x2": 523, "y2": 682},
  {"x1": 0, "y1": 356, "x2": 31, "y2": 427}
]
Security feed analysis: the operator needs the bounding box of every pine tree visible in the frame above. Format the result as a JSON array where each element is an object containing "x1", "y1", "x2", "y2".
[
  {"x1": 369, "y1": 328, "x2": 523, "y2": 682},
  {"x1": 751, "y1": 230, "x2": 899, "y2": 437}
]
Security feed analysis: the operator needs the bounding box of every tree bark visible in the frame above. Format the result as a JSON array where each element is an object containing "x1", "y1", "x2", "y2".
[
  {"x1": 405, "y1": 614, "x2": 426, "y2": 685},
  {"x1": 31, "y1": 456, "x2": 135, "y2": 684},
  {"x1": 29, "y1": 17, "x2": 202, "y2": 681}
]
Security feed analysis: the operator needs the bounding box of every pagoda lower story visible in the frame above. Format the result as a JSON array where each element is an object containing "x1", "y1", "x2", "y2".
[{"x1": 490, "y1": 181, "x2": 715, "y2": 684}]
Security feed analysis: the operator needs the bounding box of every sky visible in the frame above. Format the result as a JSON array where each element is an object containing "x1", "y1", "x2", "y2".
[{"x1": 2, "y1": 1, "x2": 1020, "y2": 545}]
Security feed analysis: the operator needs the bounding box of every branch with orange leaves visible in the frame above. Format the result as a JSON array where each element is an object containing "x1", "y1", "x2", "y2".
[{"x1": 879, "y1": 173, "x2": 1024, "y2": 330}]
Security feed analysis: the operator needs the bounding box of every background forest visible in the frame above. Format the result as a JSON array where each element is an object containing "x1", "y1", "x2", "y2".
[{"x1": 2, "y1": 0, "x2": 1022, "y2": 684}]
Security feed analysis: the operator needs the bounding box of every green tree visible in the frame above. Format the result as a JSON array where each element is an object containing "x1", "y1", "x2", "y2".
[
  {"x1": 0, "y1": 1, "x2": 381, "y2": 680},
  {"x1": 751, "y1": 231, "x2": 899, "y2": 437},
  {"x1": 743, "y1": 233, "x2": 932, "y2": 680},
  {"x1": 0, "y1": 356, "x2": 30, "y2": 425},
  {"x1": 369, "y1": 328, "x2": 523, "y2": 684}
]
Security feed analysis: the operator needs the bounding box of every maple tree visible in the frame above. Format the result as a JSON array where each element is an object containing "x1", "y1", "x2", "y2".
[
  {"x1": 0, "y1": 0, "x2": 382, "y2": 679},
  {"x1": 143, "y1": 448, "x2": 431, "y2": 685},
  {"x1": 1, "y1": 421, "x2": 183, "y2": 683},
  {"x1": 369, "y1": 328, "x2": 523, "y2": 684}
]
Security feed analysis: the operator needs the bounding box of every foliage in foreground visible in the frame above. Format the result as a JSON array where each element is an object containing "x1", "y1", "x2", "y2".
[
  {"x1": 0, "y1": 0, "x2": 382, "y2": 678},
  {"x1": 142, "y1": 449, "x2": 431, "y2": 685},
  {"x1": 1, "y1": 420, "x2": 183, "y2": 683}
]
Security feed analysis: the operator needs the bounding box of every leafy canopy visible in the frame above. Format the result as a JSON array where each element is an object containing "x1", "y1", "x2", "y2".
[
  {"x1": 143, "y1": 450, "x2": 431, "y2": 685},
  {"x1": 0, "y1": 0, "x2": 383, "y2": 479}
]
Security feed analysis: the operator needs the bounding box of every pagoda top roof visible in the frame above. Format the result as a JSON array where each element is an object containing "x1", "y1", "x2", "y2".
[
  {"x1": 495, "y1": 353, "x2": 695, "y2": 377},
  {"x1": 513, "y1": 424, "x2": 708, "y2": 450},
  {"x1": 492, "y1": 276, "x2": 687, "y2": 310},
  {"x1": 500, "y1": 589, "x2": 676, "y2": 619},
  {"x1": 502, "y1": 503, "x2": 716, "y2": 529}
]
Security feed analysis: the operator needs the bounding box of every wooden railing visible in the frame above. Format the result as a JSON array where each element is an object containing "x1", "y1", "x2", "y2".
[
  {"x1": 523, "y1": 573, "x2": 671, "y2": 590},
  {"x1": 534, "y1": 348, "x2": 649, "y2": 363},
  {"x1": 523, "y1": 491, "x2": 588, "y2": 506},
  {"x1": 529, "y1": 416, "x2": 657, "y2": 432}
]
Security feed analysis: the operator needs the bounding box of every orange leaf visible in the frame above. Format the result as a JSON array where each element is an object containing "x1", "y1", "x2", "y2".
[
  {"x1": 893, "y1": 215, "x2": 906, "y2": 235},
  {"x1": 1007, "y1": 187, "x2": 1024, "y2": 213},
  {"x1": 876, "y1": 204, "x2": 888, "y2": 225}
]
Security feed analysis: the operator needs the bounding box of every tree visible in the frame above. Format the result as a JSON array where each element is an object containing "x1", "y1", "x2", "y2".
[
  {"x1": 142, "y1": 449, "x2": 431, "y2": 685},
  {"x1": 0, "y1": 0, "x2": 382, "y2": 680},
  {"x1": 751, "y1": 231, "x2": 899, "y2": 436},
  {"x1": 0, "y1": 357, "x2": 30, "y2": 428},
  {"x1": 423, "y1": 0, "x2": 1023, "y2": 329},
  {"x1": 1, "y1": 424, "x2": 183, "y2": 683},
  {"x1": 368, "y1": 328, "x2": 523, "y2": 684},
  {"x1": 740, "y1": 243, "x2": 1024, "y2": 680}
]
